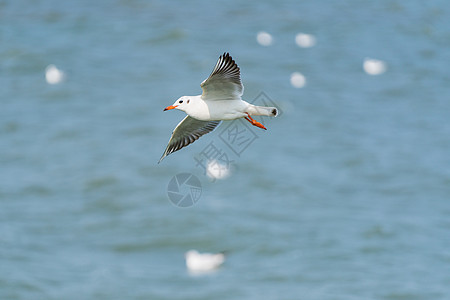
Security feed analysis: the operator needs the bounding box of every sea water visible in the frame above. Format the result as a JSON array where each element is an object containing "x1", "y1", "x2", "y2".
[{"x1": 1, "y1": 0, "x2": 449, "y2": 299}]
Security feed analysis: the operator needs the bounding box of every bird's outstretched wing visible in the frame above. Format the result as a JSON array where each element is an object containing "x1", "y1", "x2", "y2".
[
  {"x1": 159, "y1": 116, "x2": 221, "y2": 163},
  {"x1": 200, "y1": 52, "x2": 243, "y2": 100}
]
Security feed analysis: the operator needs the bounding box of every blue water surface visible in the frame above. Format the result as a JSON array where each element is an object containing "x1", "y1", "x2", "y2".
[{"x1": 1, "y1": 0, "x2": 449, "y2": 299}]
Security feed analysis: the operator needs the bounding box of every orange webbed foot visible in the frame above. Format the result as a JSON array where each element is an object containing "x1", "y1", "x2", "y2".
[{"x1": 244, "y1": 113, "x2": 267, "y2": 130}]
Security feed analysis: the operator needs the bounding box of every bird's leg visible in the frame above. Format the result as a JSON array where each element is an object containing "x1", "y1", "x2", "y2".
[{"x1": 244, "y1": 113, "x2": 267, "y2": 130}]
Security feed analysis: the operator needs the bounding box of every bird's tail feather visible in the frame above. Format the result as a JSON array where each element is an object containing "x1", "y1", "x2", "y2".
[{"x1": 248, "y1": 105, "x2": 278, "y2": 117}]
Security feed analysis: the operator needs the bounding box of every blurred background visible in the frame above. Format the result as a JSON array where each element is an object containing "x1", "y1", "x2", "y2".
[{"x1": 1, "y1": 0, "x2": 449, "y2": 299}]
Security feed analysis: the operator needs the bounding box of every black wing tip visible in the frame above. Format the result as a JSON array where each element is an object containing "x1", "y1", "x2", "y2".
[
  {"x1": 220, "y1": 52, "x2": 233, "y2": 62},
  {"x1": 217, "y1": 52, "x2": 234, "y2": 64},
  {"x1": 158, "y1": 120, "x2": 221, "y2": 163},
  {"x1": 158, "y1": 153, "x2": 166, "y2": 163},
  {"x1": 214, "y1": 52, "x2": 240, "y2": 77}
]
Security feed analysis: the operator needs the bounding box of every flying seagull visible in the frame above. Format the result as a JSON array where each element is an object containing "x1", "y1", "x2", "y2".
[{"x1": 159, "y1": 52, "x2": 278, "y2": 163}]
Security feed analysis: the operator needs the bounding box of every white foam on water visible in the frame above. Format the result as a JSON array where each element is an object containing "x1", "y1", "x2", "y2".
[
  {"x1": 290, "y1": 72, "x2": 306, "y2": 88},
  {"x1": 295, "y1": 33, "x2": 316, "y2": 48},
  {"x1": 363, "y1": 58, "x2": 387, "y2": 75},
  {"x1": 256, "y1": 31, "x2": 273, "y2": 46},
  {"x1": 45, "y1": 64, "x2": 65, "y2": 84}
]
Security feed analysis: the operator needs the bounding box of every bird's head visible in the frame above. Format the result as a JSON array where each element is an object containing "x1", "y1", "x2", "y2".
[{"x1": 164, "y1": 96, "x2": 191, "y2": 112}]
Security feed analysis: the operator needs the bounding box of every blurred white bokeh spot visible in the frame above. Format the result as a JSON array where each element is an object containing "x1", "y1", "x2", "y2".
[
  {"x1": 45, "y1": 64, "x2": 65, "y2": 84},
  {"x1": 295, "y1": 33, "x2": 316, "y2": 48},
  {"x1": 290, "y1": 72, "x2": 306, "y2": 88},
  {"x1": 363, "y1": 58, "x2": 387, "y2": 75},
  {"x1": 256, "y1": 31, "x2": 273, "y2": 46},
  {"x1": 185, "y1": 250, "x2": 225, "y2": 273},
  {"x1": 206, "y1": 159, "x2": 230, "y2": 180}
]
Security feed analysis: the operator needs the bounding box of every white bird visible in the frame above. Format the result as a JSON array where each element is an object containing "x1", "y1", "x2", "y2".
[
  {"x1": 185, "y1": 250, "x2": 225, "y2": 272},
  {"x1": 159, "y1": 52, "x2": 278, "y2": 163}
]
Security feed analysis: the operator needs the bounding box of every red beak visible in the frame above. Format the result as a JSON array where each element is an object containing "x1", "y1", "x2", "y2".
[{"x1": 163, "y1": 105, "x2": 178, "y2": 111}]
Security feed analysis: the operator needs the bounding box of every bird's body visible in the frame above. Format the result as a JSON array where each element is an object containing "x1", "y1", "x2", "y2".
[
  {"x1": 177, "y1": 96, "x2": 271, "y2": 121},
  {"x1": 159, "y1": 53, "x2": 278, "y2": 163}
]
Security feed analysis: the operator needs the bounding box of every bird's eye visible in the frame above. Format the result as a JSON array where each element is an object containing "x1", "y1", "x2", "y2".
[
  {"x1": 187, "y1": 99, "x2": 190, "y2": 104},
  {"x1": 179, "y1": 100, "x2": 183, "y2": 104}
]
